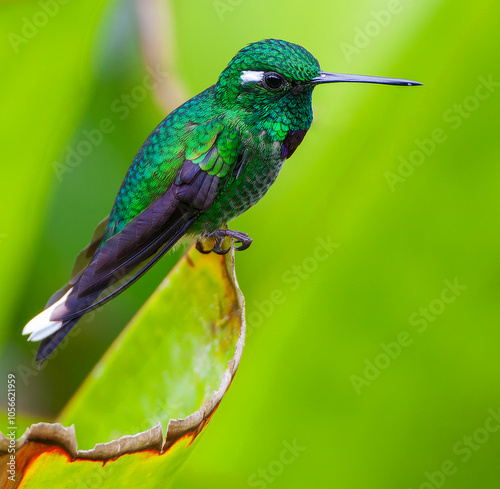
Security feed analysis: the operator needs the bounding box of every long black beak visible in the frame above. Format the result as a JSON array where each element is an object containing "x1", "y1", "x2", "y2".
[{"x1": 312, "y1": 71, "x2": 422, "y2": 87}]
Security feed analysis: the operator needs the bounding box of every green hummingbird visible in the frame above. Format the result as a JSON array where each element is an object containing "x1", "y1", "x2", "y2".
[{"x1": 23, "y1": 39, "x2": 421, "y2": 362}]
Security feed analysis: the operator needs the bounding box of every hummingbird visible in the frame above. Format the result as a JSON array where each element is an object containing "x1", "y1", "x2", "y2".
[{"x1": 23, "y1": 39, "x2": 421, "y2": 362}]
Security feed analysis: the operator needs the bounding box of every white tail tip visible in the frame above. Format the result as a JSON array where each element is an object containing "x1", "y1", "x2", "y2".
[{"x1": 23, "y1": 289, "x2": 72, "y2": 342}]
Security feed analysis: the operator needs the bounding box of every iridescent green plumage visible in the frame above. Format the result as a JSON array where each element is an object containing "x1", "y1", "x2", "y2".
[
  {"x1": 23, "y1": 39, "x2": 421, "y2": 362},
  {"x1": 104, "y1": 39, "x2": 320, "y2": 242}
]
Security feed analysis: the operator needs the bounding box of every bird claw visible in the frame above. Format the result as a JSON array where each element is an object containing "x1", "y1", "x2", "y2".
[
  {"x1": 196, "y1": 229, "x2": 252, "y2": 255},
  {"x1": 213, "y1": 241, "x2": 231, "y2": 255},
  {"x1": 233, "y1": 237, "x2": 252, "y2": 251}
]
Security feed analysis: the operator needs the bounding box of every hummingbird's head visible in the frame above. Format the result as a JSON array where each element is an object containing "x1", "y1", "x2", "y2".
[
  {"x1": 217, "y1": 39, "x2": 321, "y2": 94},
  {"x1": 215, "y1": 39, "x2": 321, "y2": 132},
  {"x1": 215, "y1": 39, "x2": 421, "y2": 137}
]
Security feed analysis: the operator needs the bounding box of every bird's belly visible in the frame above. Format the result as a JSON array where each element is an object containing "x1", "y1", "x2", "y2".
[{"x1": 196, "y1": 154, "x2": 285, "y2": 233}]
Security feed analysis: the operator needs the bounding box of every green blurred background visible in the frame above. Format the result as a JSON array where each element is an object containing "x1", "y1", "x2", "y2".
[{"x1": 1, "y1": 0, "x2": 500, "y2": 487}]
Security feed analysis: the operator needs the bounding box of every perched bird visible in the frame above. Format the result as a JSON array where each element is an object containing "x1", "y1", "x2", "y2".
[{"x1": 23, "y1": 39, "x2": 421, "y2": 362}]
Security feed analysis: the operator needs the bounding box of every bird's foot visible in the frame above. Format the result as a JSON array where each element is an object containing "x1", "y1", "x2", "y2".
[{"x1": 196, "y1": 229, "x2": 252, "y2": 255}]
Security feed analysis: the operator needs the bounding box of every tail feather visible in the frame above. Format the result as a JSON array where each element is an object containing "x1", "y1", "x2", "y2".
[
  {"x1": 36, "y1": 318, "x2": 81, "y2": 363},
  {"x1": 22, "y1": 289, "x2": 71, "y2": 341},
  {"x1": 23, "y1": 287, "x2": 98, "y2": 363}
]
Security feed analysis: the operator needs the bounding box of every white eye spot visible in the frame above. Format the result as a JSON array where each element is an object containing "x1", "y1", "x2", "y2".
[{"x1": 240, "y1": 70, "x2": 264, "y2": 84}]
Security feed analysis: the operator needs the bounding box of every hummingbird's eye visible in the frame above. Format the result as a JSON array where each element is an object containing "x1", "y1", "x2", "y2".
[{"x1": 263, "y1": 72, "x2": 285, "y2": 91}]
